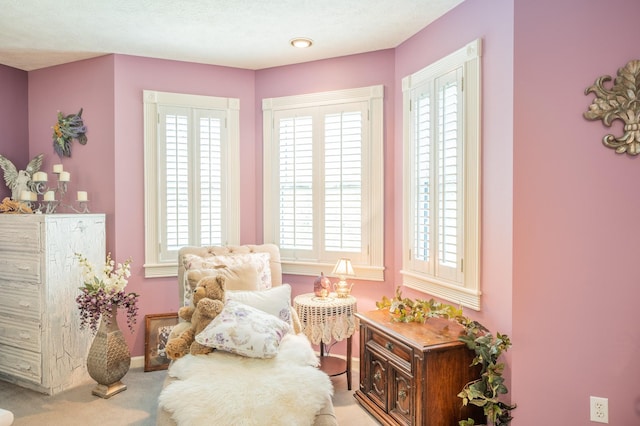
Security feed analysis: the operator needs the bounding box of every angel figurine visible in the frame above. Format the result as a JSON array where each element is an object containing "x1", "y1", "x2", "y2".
[{"x1": 0, "y1": 154, "x2": 44, "y2": 200}]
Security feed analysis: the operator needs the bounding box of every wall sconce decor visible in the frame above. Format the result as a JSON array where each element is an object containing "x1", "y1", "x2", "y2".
[
  {"x1": 332, "y1": 258, "x2": 355, "y2": 298},
  {"x1": 53, "y1": 108, "x2": 88, "y2": 158},
  {"x1": 584, "y1": 59, "x2": 640, "y2": 156}
]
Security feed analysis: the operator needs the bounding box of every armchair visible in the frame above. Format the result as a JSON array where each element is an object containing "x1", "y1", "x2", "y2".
[{"x1": 156, "y1": 244, "x2": 337, "y2": 426}]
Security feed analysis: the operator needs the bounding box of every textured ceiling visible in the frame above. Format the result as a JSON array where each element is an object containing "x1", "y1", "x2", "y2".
[{"x1": 0, "y1": 0, "x2": 464, "y2": 71}]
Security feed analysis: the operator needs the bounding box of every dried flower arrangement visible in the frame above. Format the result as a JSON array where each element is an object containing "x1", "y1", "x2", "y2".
[
  {"x1": 53, "y1": 108, "x2": 88, "y2": 158},
  {"x1": 75, "y1": 252, "x2": 139, "y2": 333}
]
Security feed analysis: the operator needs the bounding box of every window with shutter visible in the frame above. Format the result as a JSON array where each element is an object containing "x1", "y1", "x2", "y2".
[
  {"x1": 144, "y1": 90, "x2": 240, "y2": 278},
  {"x1": 402, "y1": 39, "x2": 481, "y2": 310},
  {"x1": 263, "y1": 85, "x2": 384, "y2": 280}
]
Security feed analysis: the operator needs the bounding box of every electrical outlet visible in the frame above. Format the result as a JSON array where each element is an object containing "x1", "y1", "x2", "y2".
[{"x1": 590, "y1": 396, "x2": 609, "y2": 423}]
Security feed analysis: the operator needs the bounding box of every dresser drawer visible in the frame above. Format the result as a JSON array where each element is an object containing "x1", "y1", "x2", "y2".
[
  {"x1": 0, "y1": 344, "x2": 41, "y2": 384},
  {"x1": 0, "y1": 315, "x2": 41, "y2": 352},
  {"x1": 0, "y1": 281, "x2": 41, "y2": 321},
  {"x1": 369, "y1": 327, "x2": 413, "y2": 366},
  {"x1": 0, "y1": 253, "x2": 41, "y2": 283},
  {"x1": 0, "y1": 221, "x2": 40, "y2": 253}
]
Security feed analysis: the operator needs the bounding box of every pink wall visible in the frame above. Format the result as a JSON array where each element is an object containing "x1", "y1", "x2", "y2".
[
  {"x1": 513, "y1": 0, "x2": 640, "y2": 424},
  {"x1": 256, "y1": 49, "x2": 397, "y2": 359},
  {"x1": 395, "y1": 0, "x2": 515, "y2": 337},
  {"x1": 28, "y1": 55, "x2": 117, "y2": 244},
  {"x1": 0, "y1": 65, "x2": 29, "y2": 200}
]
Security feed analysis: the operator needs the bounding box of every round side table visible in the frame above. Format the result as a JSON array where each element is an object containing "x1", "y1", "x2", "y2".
[{"x1": 294, "y1": 293, "x2": 357, "y2": 390}]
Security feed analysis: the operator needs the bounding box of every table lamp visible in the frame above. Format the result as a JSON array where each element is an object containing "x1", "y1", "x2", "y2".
[{"x1": 332, "y1": 258, "x2": 355, "y2": 297}]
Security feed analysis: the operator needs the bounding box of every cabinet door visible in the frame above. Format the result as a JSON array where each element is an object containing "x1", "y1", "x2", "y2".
[
  {"x1": 364, "y1": 346, "x2": 388, "y2": 412},
  {"x1": 389, "y1": 364, "x2": 413, "y2": 425}
]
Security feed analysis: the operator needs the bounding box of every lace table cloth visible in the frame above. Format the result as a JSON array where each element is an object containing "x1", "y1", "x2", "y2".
[{"x1": 294, "y1": 293, "x2": 358, "y2": 345}]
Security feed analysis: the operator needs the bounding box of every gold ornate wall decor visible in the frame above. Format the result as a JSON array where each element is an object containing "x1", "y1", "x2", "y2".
[{"x1": 584, "y1": 60, "x2": 640, "y2": 156}]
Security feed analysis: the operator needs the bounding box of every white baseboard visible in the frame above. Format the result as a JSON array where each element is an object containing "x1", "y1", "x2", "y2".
[{"x1": 131, "y1": 355, "x2": 145, "y2": 369}]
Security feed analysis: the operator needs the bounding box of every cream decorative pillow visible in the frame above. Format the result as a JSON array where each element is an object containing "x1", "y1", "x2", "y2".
[
  {"x1": 183, "y1": 252, "x2": 272, "y2": 290},
  {"x1": 189, "y1": 262, "x2": 259, "y2": 292},
  {"x1": 182, "y1": 264, "x2": 261, "y2": 308},
  {"x1": 226, "y1": 284, "x2": 292, "y2": 325},
  {"x1": 195, "y1": 300, "x2": 291, "y2": 358}
]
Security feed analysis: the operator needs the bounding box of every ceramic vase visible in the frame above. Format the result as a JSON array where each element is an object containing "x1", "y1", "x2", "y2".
[
  {"x1": 86, "y1": 306, "x2": 131, "y2": 398},
  {"x1": 313, "y1": 272, "x2": 331, "y2": 298}
]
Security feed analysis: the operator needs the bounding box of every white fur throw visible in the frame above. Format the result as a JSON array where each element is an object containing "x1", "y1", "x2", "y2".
[{"x1": 158, "y1": 333, "x2": 333, "y2": 425}]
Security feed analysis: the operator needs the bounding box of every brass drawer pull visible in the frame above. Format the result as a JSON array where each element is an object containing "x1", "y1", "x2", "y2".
[{"x1": 385, "y1": 341, "x2": 394, "y2": 351}]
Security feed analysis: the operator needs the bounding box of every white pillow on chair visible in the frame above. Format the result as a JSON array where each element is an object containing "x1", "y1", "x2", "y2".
[{"x1": 226, "y1": 284, "x2": 292, "y2": 325}]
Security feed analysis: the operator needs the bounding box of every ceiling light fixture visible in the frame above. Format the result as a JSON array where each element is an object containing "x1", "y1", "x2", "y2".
[{"x1": 290, "y1": 37, "x2": 313, "y2": 48}]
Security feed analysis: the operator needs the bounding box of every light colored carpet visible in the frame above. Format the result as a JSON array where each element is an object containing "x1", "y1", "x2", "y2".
[{"x1": 0, "y1": 359, "x2": 379, "y2": 425}]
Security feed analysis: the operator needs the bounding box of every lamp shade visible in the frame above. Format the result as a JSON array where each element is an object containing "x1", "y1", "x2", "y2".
[{"x1": 332, "y1": 258, "x2": 355, "y2": 277}]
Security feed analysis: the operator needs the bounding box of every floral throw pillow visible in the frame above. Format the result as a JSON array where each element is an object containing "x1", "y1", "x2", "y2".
[{"x1": 195, "y1": 300, "x2": 291, "y2": 358}]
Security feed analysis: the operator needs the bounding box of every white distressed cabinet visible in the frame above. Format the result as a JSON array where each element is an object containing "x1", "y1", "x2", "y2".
[{"x1": 0, "y1": 214, "x2": 105, "y2": 394}]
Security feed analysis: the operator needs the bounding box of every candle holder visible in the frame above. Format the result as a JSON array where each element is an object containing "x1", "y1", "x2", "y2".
[
  {"x1": 41, "y1": 200, "x2": 57, "y2": 214},
  {"x1": 28, "y1": 167, "x2": 90, "y2": 214},
  {"x1": 68, "y1": 200, "x2": 90, "y2": 214}
]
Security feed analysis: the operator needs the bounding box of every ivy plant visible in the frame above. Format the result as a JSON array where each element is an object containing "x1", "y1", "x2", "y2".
[{"x1": 376, "y1": 287, "x2": 516, "y2": 426}]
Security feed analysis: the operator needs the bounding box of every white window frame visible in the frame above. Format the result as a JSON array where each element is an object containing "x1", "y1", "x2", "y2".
[
  {"x1": 401, "y1": 39, "x2": 482, "y2": 310},
  {"x1": 263, "y1": 85, "x2": 384, "y2": 281},
  {"x1": 143, "y1": 90, "x2": 240, "y2": 278}
]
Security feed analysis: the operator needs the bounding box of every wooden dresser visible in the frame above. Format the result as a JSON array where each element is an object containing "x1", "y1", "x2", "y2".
[
  {"x1": 0, "y1": 214, "x2": 105, "y2": 394},
  {"x1": 354, "y1": 309, "x2": 483, "y2": 426}
]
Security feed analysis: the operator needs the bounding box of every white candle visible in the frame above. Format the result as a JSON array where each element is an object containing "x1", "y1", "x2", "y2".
[
  {"x1": 21, "y1": 190, "x2": 31, "y2": 201},
  {"x1": 43, "y1": 191, "x2": 55, "y2": 201},
  {"x1": 59, "y1": 171, "x2": 70, "y2": 182},
  {"x1": 30, "y1": 192, "x2": 37, "y2": 201},
  {"x1": 77, "y1": 191, "x2": 88, "y2": 202},
  {"x1": 53, "y1": 164, "x2": 63, "y2": 173},
  {"x1": 33, "y1": 171, "x2": 47, "y2": 182}
]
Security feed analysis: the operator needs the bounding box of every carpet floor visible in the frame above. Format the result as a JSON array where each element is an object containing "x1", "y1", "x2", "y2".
[{"x1": 0, "y1": 360, "x2": 379, "y2": 425}]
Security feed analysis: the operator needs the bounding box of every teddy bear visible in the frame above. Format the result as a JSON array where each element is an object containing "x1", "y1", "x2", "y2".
[{"x1": 165, "y1": 274, "x2": 226, "y2": 360}]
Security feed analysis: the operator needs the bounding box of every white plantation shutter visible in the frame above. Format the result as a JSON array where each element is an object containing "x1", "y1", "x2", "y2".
[
  {"x1": 436, "y1": 69, "x2": 463, "y2": 282},
  {"x1": 408, "y1": 69, "x2": 462, "y2": 284},
  {"x1": 324, "y1": 110, "x2": 362, "y2": 253},
  {"x1": 402, "y1": 39, "x2": 481, "y2": 310},
  {"x1": 413, "y1": 92, "x2": 432, "y2": 268},
  {"x1": 274, "y1": 105, "x2": 365, "y2": 262},
  {"x1": 278, "y1": 115, "x2": 314, "y2": 251},
  {"x1": 159, "y1": 106, "x2": 226, "y2": 259},
  {"x1": 264, "y1": 86, "x2": 383, "y2": 279},
  {"x1": 144, "y1": 90, "x2": 240, "y2": 277},
  {"x1": 163, "y1": 109, "x2": 190, "y2": 250},
  {"x1": 197, "y1": 113, "x2": 223, "y2": 246}
]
